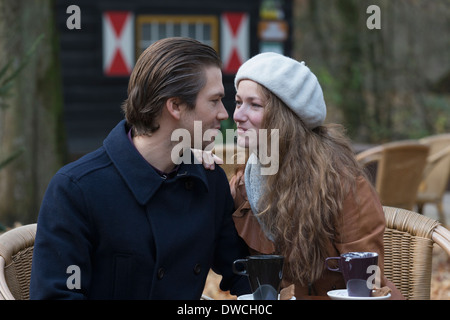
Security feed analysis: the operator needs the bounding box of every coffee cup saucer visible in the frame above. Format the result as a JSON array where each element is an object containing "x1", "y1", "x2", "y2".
[
  {"x1": 237, "y1": 294, "x2": 296, "y2": 300},
  {"x1": 327, "y1": 289, "x2": 391, "y2": 300}
]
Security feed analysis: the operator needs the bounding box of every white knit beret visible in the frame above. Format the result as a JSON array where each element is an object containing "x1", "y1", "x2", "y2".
[{"x1": 234, "y1": 52, "x2": 326, "y2": 129}]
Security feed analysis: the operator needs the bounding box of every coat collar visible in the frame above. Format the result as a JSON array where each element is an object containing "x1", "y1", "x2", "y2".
[{"x1": 103, "y1": 120, "x2": 209, "y2": 205}]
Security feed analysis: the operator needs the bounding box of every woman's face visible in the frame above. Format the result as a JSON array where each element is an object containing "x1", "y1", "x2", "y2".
[{"x1": 234, "y1": 80, "x2": 265, "y2": 148}]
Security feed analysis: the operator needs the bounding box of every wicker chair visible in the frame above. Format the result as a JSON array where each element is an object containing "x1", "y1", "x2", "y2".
[
  {"x1": 383, "y1": 206, "x2": 450, "y2": 300},
  {"x1": 416, "y1": 134, "x2": 450, "y2": 225},
  {"x1": 0, "y1": 223, "x2": 37, "y2": 300},
  {"x1": 357, "y1": 140, "x2": 430, "y2": 210}
]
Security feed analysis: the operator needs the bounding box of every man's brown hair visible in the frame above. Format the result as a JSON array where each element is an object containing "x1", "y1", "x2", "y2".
[{"x1": 122, "y1": 37, "x2": 222, "y2": 136}]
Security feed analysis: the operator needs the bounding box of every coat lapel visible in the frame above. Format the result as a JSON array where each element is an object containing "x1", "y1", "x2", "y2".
[{"x1": 103, "y1": 120, "x2": 209, "y2": 205}]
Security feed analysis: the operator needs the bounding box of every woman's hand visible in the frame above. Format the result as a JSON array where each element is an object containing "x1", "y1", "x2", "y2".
[
  {"x1": 191, "y1": 149, "x2": 224, "y2": 170},
  {"x1": 280, "y1": 284, "x2": 295, "y2": 300}
]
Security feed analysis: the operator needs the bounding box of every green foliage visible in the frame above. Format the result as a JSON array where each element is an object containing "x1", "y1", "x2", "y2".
[
  {"x1": 422, "y1": 95, "x2": 450, "y2": 135},
  {"x1": 0, "y1": 148, "x2": 24, "y2": 171},
  {"x1": 316, "y1": 68, "x2": 342, "y2": 108}
]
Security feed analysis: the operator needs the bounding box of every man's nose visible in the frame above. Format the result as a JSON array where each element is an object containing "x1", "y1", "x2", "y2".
[{"x1": 217, "y1": 101, "x2": 228, "y2": 121}]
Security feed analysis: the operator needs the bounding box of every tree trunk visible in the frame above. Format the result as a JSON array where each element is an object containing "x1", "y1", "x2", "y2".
[{"x1": 0, "y1": 0, "x2": 65, "y2": 225}]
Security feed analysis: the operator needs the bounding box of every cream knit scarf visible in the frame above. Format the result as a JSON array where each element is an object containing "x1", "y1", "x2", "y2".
[{"x1": 244, "y1": 152, "x2": 274, "y2": 241}]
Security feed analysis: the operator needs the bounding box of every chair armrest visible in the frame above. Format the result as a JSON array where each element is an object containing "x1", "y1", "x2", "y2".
[
  {"x1": 427, "y1": 145, "x2": 450, "y2": 165},
  {"x1": 432, "y1": 226, "x2": 450, "y2": 256},
  {"x1": 356, "y1": 146, "x2": 383, "y2": 166},
  {"x1": 0, "y1": 257, "x2": 15, "y2": 300}
]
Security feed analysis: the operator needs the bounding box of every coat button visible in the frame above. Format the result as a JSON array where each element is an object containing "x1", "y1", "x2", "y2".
[
  {"x1": 157, "y1": 267, "x2": 165, "y2": 280},
  {"x1": 193, "y1": 263, "x2": 201, "y2": 275},
  {"x1": 185, "y1": 180, "x2": 194, "y2": 190}
]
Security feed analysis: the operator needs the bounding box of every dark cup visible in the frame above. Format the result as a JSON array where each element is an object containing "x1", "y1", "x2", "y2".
[
  {"x1": 232, "y1": 255, "x2": 284, "y2": 300},
  {"x1": 325, "y1": 252, "x2": 379, "y2": 297}
]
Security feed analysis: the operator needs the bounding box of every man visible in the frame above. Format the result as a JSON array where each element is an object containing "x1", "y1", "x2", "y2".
[{"x1": 30, "y1": 38, "x2": 250, "y2": 299}]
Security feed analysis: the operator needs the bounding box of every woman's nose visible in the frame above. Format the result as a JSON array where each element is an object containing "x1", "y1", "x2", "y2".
[{"x1": 233, "y1": 105, "x2": 246, "y2": 123}]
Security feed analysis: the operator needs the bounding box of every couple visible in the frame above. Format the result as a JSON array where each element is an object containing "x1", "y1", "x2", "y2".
[{"x1": 30, "y1": 37, "x2": 402, "y2": 299}]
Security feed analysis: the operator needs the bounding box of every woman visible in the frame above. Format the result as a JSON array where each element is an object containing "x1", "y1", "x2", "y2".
[{"x1": 228, "y1": 52, "x2": 403, "y2": 299}]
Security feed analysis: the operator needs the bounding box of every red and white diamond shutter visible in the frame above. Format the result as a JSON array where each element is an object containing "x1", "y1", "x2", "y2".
[
  {"x1": 221, "y1": 12, "x2": 249, "y2": 74},
  {"x1": 103, "y1": 11, "x2": 135, "y2": 76}
]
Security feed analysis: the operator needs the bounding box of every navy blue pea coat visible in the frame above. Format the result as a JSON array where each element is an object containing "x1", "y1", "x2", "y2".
[{"x1": 30, "y1": 120, "x2": 250, "y2": 299}]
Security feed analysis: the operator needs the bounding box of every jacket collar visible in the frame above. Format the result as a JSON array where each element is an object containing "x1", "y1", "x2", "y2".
[{"x1": 103, "y1": 120, "x2": 209, "y2": 205}]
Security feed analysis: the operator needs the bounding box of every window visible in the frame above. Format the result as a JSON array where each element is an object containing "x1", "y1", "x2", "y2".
[{"x1": 136, "y1": 15, "x2": 219, "y2": 57}]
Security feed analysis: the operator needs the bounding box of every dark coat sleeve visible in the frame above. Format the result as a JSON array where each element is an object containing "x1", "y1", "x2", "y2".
[{"x1": 30, "y1": 173, "x2": 93, "y2": 299}]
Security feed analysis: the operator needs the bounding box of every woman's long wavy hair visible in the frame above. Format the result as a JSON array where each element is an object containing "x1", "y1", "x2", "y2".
[{"x1": 256, "y1": 84, "x2": 365, "y2": 286}]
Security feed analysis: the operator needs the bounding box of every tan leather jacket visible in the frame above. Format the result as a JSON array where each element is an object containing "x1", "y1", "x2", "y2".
[{"x1": 229, "y1": 168, "x2": 404, "y2": 299}]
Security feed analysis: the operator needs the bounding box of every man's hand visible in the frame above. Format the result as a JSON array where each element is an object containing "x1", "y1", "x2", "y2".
[{"x1": 192, "y1": 149, "x2": 224, "y2": 170}]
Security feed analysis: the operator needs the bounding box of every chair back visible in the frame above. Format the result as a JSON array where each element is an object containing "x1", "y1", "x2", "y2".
[
  {"x1": 357, "y1": 141, "x2": 429, "y2": 210},
  {"x1": 418, "y1": 134, "x2": 450, "y2": 201},
  {"x1": 0, "y1": 224, "x2": 37, "y2": 300},
  {"x1": 383, "y1": 206, "x2": 450, "y2": 300}
]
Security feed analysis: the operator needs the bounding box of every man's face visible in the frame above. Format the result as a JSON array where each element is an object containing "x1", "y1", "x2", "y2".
[{"x1": 180, "y1": 66, "x2": 228, "y2": 149}]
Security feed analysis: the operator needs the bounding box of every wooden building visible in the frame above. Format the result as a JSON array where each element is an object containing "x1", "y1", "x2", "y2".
[{"x1": 55, "y1": 0, "x2": 293, "y2": 158}]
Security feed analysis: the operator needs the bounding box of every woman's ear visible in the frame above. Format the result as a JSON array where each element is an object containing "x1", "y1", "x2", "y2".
[{"x1": 165, "y1": 97, "x2": 183, "y2": 120}]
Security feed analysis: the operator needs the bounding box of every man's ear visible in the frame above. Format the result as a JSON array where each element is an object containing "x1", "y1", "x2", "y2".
[{"x1": 165, "y1": 97, "x2": 183, "y2": 120}]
